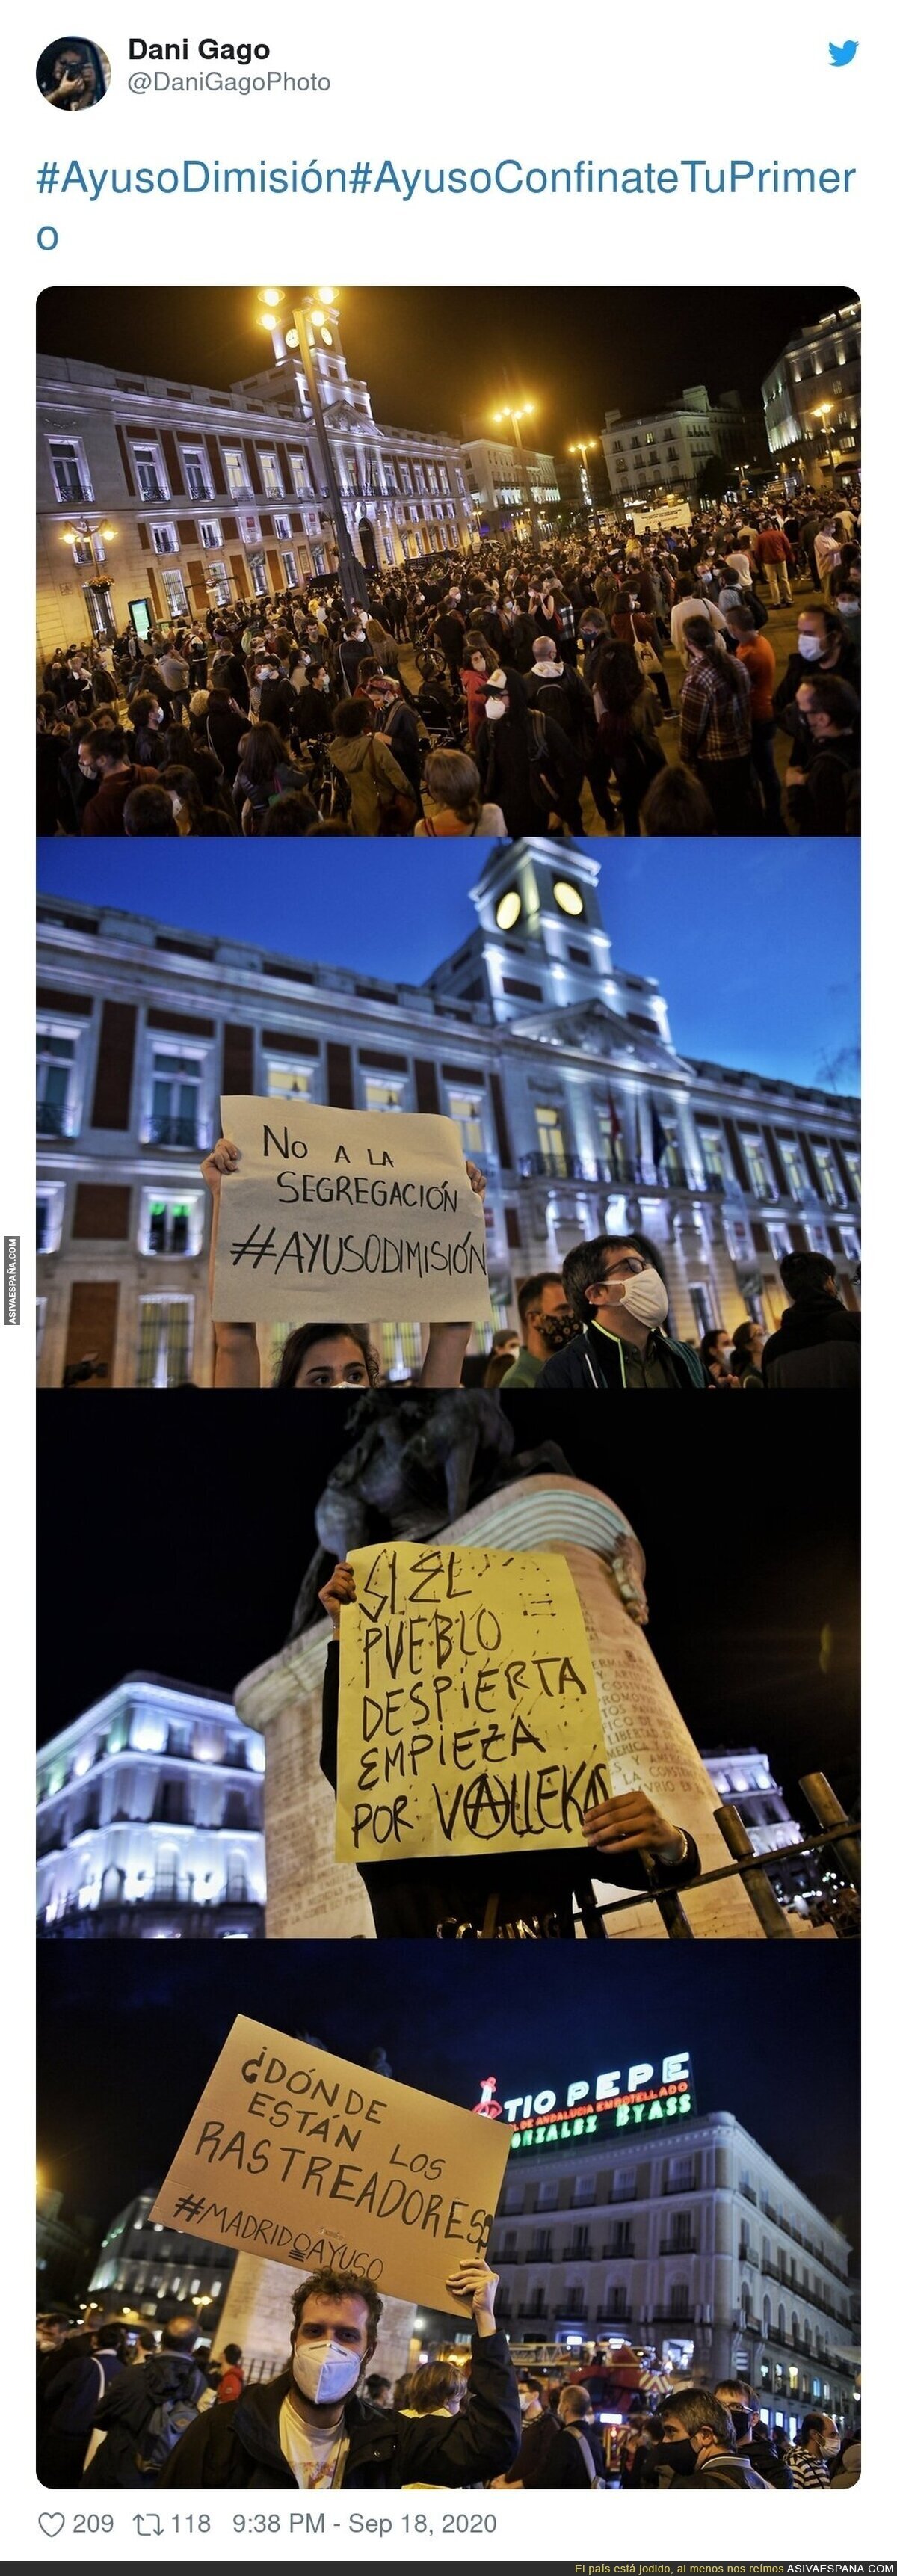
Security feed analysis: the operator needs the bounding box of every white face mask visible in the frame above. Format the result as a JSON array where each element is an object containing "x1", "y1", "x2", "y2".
[
  {"x1": 798, "y1": 634, "x2": 825, "y2": 662},
  {"x1": 836, "y1": 600, "x2": 860, "y2": 617},
  {"x1": 821, "y1": 2433, "x2": 841, "y2": 2459},
  {"x1": 292, "y1": 2339, "x2": 362, "y2": 2408},
  {"x1": 485, "y1": 696, "x2": 507, "y2": 721},
  {"x1": 597, "y1": 1267, "x2": 669, "y2": 1330}
]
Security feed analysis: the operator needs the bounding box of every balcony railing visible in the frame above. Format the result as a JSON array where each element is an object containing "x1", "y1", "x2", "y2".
[
  {"x1": 659, "y1": 2238, "x2": 697, "y2": 2257},
  {"x1": 650, "y1": 2308, "x2": 695, "y2": 2325},
  {"x1": 37, "y1": 1103, "x2": 71, "y2": 1138},
  {"x1": 561, "y1": 2244, "x2": 594, "y2": 2263},
  {"x1": 146, "y1": 1115, "x2": 206, "y2": 1149},
  {"x1": 602, "y1": 2240, "x2": 634, "y2": 2260}
]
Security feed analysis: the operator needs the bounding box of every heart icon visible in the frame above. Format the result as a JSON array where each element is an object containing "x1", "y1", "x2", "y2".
[{"x1": 38, "y1": 2516, "x2": 65, "y2": 2537}]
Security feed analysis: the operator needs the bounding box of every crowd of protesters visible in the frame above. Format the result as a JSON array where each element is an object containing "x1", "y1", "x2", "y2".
[
  {"x1": 37, "y1": 2305, "x2": 858, "y2": 2493},
  {"x1": 37, "y1": 480, "x2": 860, "y2": 840}
]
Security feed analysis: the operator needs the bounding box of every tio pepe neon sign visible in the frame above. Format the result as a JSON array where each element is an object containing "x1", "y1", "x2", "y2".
[{"x1": 473, "y1": 2055, "x2": 694, "y2": 2150}]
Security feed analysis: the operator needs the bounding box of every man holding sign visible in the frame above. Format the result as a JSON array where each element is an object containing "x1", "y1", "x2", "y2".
[
  {"x1": 201, "y1": 1101, "x2": 490, "y2": 1386},
  {"x1": 161, "y1": 2260, "x2": 518, "y2": 2491},
  {"x1": 319, "y1": 1546, "x2": 700, "y2": 1937},
  {"x1": 148, "y1": 2014, "x2": 519, "y2": 2489}
]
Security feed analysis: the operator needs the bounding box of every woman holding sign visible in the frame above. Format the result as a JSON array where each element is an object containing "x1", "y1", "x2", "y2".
[
  {"x1": 200, "y1": 1139, "x2": 487, "y2": 1389},
  {"x1": 317, "y1": 1562, "x2": 701, "y2": 1939}
]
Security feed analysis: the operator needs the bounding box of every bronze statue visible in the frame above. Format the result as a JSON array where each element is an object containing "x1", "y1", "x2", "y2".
[{"x1": 288, "y1": 1391, "x2": 571, "y2": 1633}]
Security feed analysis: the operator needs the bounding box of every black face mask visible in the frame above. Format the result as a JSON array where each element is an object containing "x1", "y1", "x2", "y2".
[
  {"x1": 661, "y1": 2436, "x2": 697, "y2": 2477},
  {"x1": 540, "y1": 1308, "x2": 577, "y2": 1352},
  {"x1": 728, "y1": 2407, "x2": 751, "y2": 2442}
]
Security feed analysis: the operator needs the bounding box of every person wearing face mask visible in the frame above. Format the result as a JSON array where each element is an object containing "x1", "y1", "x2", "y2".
[
  {"x1": 774, "y1": 608, "x2": 860, "y2": 746},
  {"x1": 316, "y1": 1560, "x2": 700, "y2": 1938},
  {"x1": 477, "y1": 667, "x2": 585, "y2": 838},
  {"x1": 159, "y1": 2263, "x2": 521, "y2": 2491},
  {"x1": 502, "y1": 1273, "x2": 576, "y2": 1386},
  {"x1": 459, "y1": 633, "x2": 499, "y2": 749},
  {"x1": 785, "y1": 676, "x2": 860, "y2": 836},
  {"x1": 655, "y1": 2389, "x2": 770, "y2": 2488},
  {"x1": 713, "y1": 2381, "x2": 793, "y2": 2489},
  {"x1": 790, "y1": 2411, "x2": 842, "y2": 2488},
  {"x1": 537, "y1": 1235, "x2": 711, "y2": 1390},
  {"x1": 699, "y1": 1327, "x2": 737, "y2": 1387},
  {"x1": 78, "y1": 727, "x2": 156, "y2": 836},
  {"x1": 200, "y1": 1137, "x2": 486, "y2": 1389}
]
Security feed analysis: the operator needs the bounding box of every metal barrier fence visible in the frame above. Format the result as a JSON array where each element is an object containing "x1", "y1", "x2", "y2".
[{"x1": 579, "y1": 1774, "x2": 860, "y2": 1940}]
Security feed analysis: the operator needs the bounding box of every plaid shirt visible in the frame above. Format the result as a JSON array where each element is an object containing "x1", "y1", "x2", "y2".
[
  {"x1": 555, "y1": 597, "x2": 576, "y2": 645},
  {"x1": 679, "y1": 658, "x2": 752, "y2": 763}
]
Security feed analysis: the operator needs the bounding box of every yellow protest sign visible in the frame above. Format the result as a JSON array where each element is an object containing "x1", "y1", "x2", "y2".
[
  {"x1": 212, "y1": 1096, "x2": 491, "y2": 1323},
  {"x1": 151, "y1": 2014, "x2": 511, "y2": 2315},
  {"x1": 335, "y1": 1542, "x2": 610, "y2": 1864}
]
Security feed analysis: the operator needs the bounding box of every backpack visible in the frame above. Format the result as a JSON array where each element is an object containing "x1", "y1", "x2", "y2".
[
  {"x1": 526, "y1": 707, "x2": 564, "y2": 811},
  {"x1": 135, "y1": 2379, "x2": 204, "y2": 2476},
  {"x1": 567, "y1": 2426, "x2": 599, "y2": 2487}
]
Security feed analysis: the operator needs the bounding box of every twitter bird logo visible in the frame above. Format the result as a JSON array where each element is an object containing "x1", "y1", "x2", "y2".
[{"x1": 830, "y1": 39, "x2": 858, "y2": 65}]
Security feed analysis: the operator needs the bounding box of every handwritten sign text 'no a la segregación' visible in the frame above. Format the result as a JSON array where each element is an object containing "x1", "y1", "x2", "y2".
[
  {"x1": 212, "y1": 1097, "x2": 491, "y2": 1324},
  {"x1": 336, "y1": 1543, "x2": 611, "y2": 1864}
]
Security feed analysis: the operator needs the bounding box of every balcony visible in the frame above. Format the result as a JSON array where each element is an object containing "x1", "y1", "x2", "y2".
[
  {"x1": 561, "y1": 2243, "x2": 594, "y2": 2263},
  {"x1": 37, "y1": 1103, "x2": 72, "y2": 1139},
  {"x1": 659, "y1": 2238, "x2": 696, "y2": 2257},
  {"x1": 519, "y1": 1152, "x2": 591, "y2": 1184},
  {"x1": 662, "y1": 2178, "x2": 698, "y2": 2195},
  {"x1": 602, "y1": 2240, "x2": 634, "y2": 2260},
  {"x1": 650, "y1": 2308, "x2": 695, "y2": 2326},
  {"x1": 597, "y1": 2307, "x2": 633, "y2": 2326},
  {"x1": 145, "y1": 1116, "x2": 207, "y2": 1150},
  {"x1": 137, "y1": 476, "x2": 167, "y2": 504},
  {"x1": 738, "y1": 2245, "x2": 760, "y2": 2268}
]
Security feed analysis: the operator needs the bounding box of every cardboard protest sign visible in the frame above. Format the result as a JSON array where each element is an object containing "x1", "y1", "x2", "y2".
[
  {"x1": 212, "y1": 1097, "x2": 491, "y2": 1324},
  {"x1": 336, "y1": 1542, "x2": 611, "y2": 1864},
  {"x1": 151, "y1": 2014, "x2": 511, "y2": 2314}
]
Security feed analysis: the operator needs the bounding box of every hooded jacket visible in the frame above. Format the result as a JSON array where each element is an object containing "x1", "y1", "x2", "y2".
[
  {"x1": 762, "y1": 1294, "x2": 860, "y2": 1389},
  {"x1": 160, "y1": 2331, "x2": 520, "y2": 2489},
  {"x1": 327, "y1": 731, "x2": 413, "y2": 834},
  {"x1": 320, "y1": 1643, "x2": 700, "y2": 1937},
  {"x1": 81, "y1": 2351, "x2": 210, "y2": 2488},
  {"x1": 537, "y1": 1324, "x2": 709, "y2": 1390}
]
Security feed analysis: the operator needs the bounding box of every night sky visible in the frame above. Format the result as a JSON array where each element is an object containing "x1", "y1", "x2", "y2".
[
  {"x1": 37, "y1": 836, "x2": 860, "y2": 1095},
  {"x1": 37, "y1": 1398, "x2": 859, "y2": 1815},
  {"x1": 36, "y1": 1943, "x2": 860, "y2": 2257},
  {"x1": 36, "y1": 287, "x2": 851, "y2": 449}
]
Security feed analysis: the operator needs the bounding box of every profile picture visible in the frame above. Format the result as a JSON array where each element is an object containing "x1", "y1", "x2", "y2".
[{"x1": 36, "y1": 37, "x2": 110, "y2": 109}]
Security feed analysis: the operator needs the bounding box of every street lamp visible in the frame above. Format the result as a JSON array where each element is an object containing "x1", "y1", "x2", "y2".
[
  {"x1": 492, "y1": 402, "x2": 539, "y2": 542},
  {"x1": 814, "y1": 402, "x2": 836, "y2": 481},
  {"x1": 568, "y1": 437, "x2": 598, "y2": 507},
  {"x1": 256, "y1": 286, "x2": 369, "y2": 613}
]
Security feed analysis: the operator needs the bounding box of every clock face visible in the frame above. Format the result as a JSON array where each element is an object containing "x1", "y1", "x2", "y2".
[
  {"x1": 496, "y1": 887, "x2": 522, "y2": 931},
  {"x1": 552, "y1": 877, "x2": 585, "y2": 918},
  {"x1": 318, "y1": 326, "x2": 334, "y2": 348}
]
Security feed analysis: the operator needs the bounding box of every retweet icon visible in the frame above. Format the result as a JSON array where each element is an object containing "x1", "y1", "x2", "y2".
[{"x1": 829, "y1": 40, "x2": 858, "y2": 64}]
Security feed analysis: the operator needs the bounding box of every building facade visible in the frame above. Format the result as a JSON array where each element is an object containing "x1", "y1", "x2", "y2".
[
  {"x1": 762, "y1": 302, "x2": 861, "y2": 488},
  {"x1": 489, "y1": 2104, "x2": 857, "y2": 2434},
  {"x1": 460, "y1": 440, "x2": 562, "y2": 541},
  {"x1": 602, "y1": 386, "x2": 765, "y2": 508},
  {"x1": 87, "y1": 2188, "x2": 236, "y2": 2334},
  {"x1": 36, "y1": 839, "x2": 860, "y2": 1386},
  {"x1": 37, "y1": 310, "x2": 478, "y2": 657},
  {"x1": 37, "y1": 1675, "x2": 265, "y2": 1935}
]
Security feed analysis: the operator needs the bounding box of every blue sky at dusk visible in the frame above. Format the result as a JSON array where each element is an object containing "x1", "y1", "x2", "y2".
[{"x1": 37, "y1": 836, "x2": 860, "y2": 1094}]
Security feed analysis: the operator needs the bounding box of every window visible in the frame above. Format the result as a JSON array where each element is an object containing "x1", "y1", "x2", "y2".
[
  {"x1": 281, "y1": 550, "x2": 298, "y2": 587},
  {"x1": 37, "y1": 1186, "x2": 64, "y2": 1254},
  {"x1": 136, "y1": 1297, "x2": 194, "y2": 1389},
  {"x1": 842, "y1": 1147, "x2": 860, "y2": 1198},
  {"x1": 148, "y1": 1048, "x2": 204, "y2": 1148},
  {"x1": 813, "y1": 1145, "x2": 841, "y2": 1206},
  {"x1": 205, "y1": 559, "x2": 229, "y2": 606},
  {"x1": 534, "y1": 1105, "x2": 568, "y2": 1176},
  {"x1": 536, "y1": 2181, "x2": 558, "y2": 2210},
  {"x1": 247, "y1": 550, "x2": 268, "y2": 599},
  {"x1": 198, "y1": 517, "x2": 222, "y2": 550},
  {"x1": 37, "y1": 1022, "x2": 81, "y2": 1138},
  {"x1": 259, "y1": 451, "x2": 283, "y2": 499},
  {"x1": 265, "y1": 1057, "x2": 318, "y2": 1106},
  {"x1": 744, "y1": 1135, "x2": 770, "y2": 1196},
  {"x1": 363, "y1": 1074, "x2": 408, "y2": 1113},
  {"x1": 778, "y1": 1137, "x2": 806, "y2": 1198},
  {"x1": 290, "y1": 452, "x2": 313, "y2": 497},
  {"x1": 223, "y1": 445, "x2": 251, "y2": 498},
  {"x1": 150, "y1": 523, "x2": 179, "y2": 556},
  {"x1": 668, "y1": 2283, "x2": 691, "y2": 2319},
  {"x1": 48, "y1": 436, "x2": 93, "y2": 504},
  {"x1": 162, "y1": 569, "x2": 188, "y2": 618},
  {"x1": 132, "y1": 443, "x2": 167, "y2": 503},
  {"x1": 446, "y1": 1089, "x2": 486, "y2": 1161},
  {"x1": 182, "y1": 447, "x2": 212, "y2": 502},
  {"x1": 272, "y1": 513, "x2": 292, "y2": 541},
  {"x1": 142, "y1": 1193, "x2": 201, "y2": 1257}
]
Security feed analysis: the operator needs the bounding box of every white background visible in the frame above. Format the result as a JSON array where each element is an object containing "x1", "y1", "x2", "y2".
[{"x1": 7, "y1": 0, "x2": 891, "y2": 2560}]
